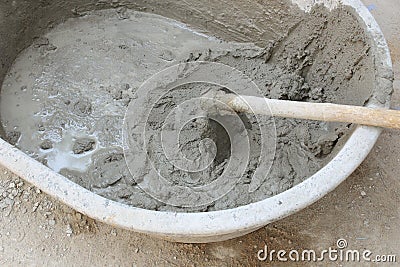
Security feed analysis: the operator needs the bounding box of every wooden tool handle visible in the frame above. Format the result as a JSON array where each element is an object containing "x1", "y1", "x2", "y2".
[{"x1": 224, "y1": 94, "x2": 400, "y2": 129}]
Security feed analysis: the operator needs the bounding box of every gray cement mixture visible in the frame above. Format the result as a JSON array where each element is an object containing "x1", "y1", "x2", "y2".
[{"x1": 0, "y1": 6, "x2": 375, "y2": 211}]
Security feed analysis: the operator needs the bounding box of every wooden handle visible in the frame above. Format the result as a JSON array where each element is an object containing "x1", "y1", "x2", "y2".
[{"x1": 222, "y1": 94, "x2": 400, "y2": 129}]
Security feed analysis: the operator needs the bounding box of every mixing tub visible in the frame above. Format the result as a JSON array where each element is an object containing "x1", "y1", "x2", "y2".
[{"x1": 0, "y1": 0, "x2": 393, "y2": 242}]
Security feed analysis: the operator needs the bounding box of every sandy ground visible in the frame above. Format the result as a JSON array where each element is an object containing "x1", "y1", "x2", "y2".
[{"x1": 0, "y1": 0, "x2": 399, "y2": 266}]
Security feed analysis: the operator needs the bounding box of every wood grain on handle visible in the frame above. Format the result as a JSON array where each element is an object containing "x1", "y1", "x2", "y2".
[{"x1": 225, "y1": 94, "x2": 400, "y2": 129}]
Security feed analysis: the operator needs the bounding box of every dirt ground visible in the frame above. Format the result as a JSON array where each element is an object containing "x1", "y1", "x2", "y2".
[{"x1": 0, "y1": 0, "x2": 399, "y2": 266}]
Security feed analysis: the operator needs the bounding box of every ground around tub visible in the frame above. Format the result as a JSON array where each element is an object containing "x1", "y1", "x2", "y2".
[{"x1": 0, "y1": 0, "x2": 399, "y2": 266}]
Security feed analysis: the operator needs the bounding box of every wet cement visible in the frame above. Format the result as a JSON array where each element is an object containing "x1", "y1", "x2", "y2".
[{"x1": 0, "y1": 6, "x2": 375, "y2": 211}]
